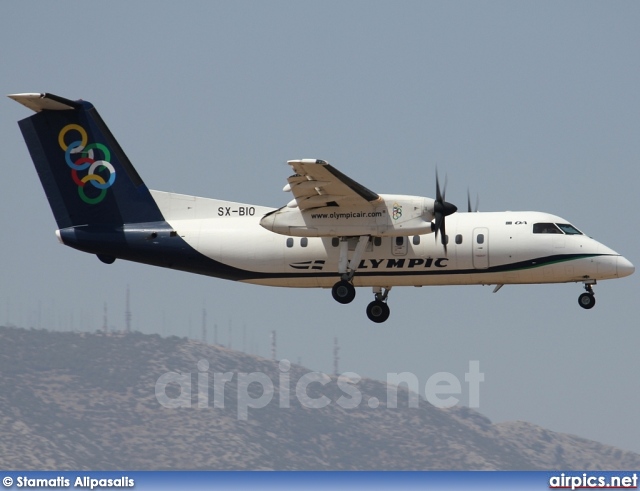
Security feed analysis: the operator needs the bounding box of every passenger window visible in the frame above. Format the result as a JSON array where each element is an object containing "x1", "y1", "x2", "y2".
[
  {"x1": 443, "y1": 235, "x2": 449, "y2": 245},
  {"x1": 412, "y1": 235, "x2": 420, "y2": 245},
  {"x1": 373, "y1": 237, "x2": 382, "y2": 247},
  {"x1": 286, "y1": 238, "x2": 294, "y2": 248},
  {"x1": 477, "y1": 234, "x2": 484, "y2": 244},
  {"x1": 331, "y1": 237, "x2": 339, "y2": 247},
  {"x1": 300, "y1": 238, "x2": 308, "y2": 247},
  {"x1": 533, "y1": 223, "x2": 562, "y2": 234},
  {"x1": 395, "y1": 236, "x2": 404, "y2": 246},
  {"x1": 455, "y1": 234, "x2": 463, "y2": 244}
]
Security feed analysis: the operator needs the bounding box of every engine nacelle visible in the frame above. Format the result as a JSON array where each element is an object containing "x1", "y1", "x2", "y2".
[{"x1": 260, "y1": 194, "x2": 437, "y2": 237}]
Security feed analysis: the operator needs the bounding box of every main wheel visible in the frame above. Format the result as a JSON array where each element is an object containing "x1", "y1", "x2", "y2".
[
  {"x1": 366, "y1": 300, "x2": 390, "y2": 323},
  {"x1": 332, "y1": 280, "x2": 356, "y2": 304},
  {"x1": 578, "y1": 292, "x2": 596, "y2": 310}
]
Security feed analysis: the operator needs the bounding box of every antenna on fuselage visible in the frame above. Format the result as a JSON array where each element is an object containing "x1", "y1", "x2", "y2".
[{"x1": 467, "y1": 188, "x2": 480, "y2": 213}]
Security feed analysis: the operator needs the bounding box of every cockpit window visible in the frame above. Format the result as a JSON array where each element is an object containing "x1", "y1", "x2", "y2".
[
  {"x1": 533, "y1": 223, "x2": 562, "y2": 234},
  {"x1": 556, "y1": 223, "x2": 583, "y2": 235}
]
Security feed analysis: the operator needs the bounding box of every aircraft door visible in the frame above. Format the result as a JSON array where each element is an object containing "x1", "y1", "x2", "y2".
[
  {"x1": 473, "y1": 228, "x2": 489, "y2": 269},
  {"x1": 392, "y1": 236, "x2": 408, "y2": 256}
]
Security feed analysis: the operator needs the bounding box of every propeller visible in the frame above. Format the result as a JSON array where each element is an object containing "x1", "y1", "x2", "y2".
[
  {"x1": 467, "y1": 188, "x2": 479, "y2": 213},
  {"x1": 432, "y1": 170, "x2": 457, "y2": 254}
]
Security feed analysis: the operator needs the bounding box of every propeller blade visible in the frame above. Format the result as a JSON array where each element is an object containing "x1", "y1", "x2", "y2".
[
  {"x1": 433, "y1": 212, "x2": 442, "y2": 241},
  {"x1": 440, "y1": 213, "x2": 448, "y2": 255},
  {"x1": 433, "y1": 169, "x2": 457, "y2": 255}
]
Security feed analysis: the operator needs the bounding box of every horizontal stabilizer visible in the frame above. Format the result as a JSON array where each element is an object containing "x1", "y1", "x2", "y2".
[{"x1": 8, "y1": 92, "x2": 82, "y2": 112}]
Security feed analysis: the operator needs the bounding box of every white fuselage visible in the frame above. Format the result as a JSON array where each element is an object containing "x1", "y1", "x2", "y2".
[{"x1": 151, "y1": 191, "x2": 632, "y2": 289}]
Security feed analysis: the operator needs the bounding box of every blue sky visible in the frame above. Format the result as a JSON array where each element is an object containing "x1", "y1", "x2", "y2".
[{"x1": 1, "y1": 1, "x2": 639, "y2": 455}]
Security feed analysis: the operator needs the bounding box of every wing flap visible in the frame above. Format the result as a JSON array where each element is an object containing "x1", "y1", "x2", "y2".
[{"x1": 286, "y1": 159, "x2": 379, "y2": 210}]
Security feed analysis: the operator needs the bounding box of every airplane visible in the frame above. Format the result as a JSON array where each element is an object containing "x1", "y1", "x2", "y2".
[{"x1": 9, "y1": 92, "x2": 634, "y2": 323}]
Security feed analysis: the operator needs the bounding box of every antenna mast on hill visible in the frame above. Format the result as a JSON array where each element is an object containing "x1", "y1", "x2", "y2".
[
  {"x1": 243, "y1": 324, "x2": 246, "y2": 352},
  {"x1": 202, "y1": 308, "x2": 207, "y2": 343},
  {"x1": 271, "y1": 330, "x2": 277, "y2": 361},
  {"x1": 102, "y1": 303, "x2": 108, "y2": 333},
  {"x1": 125, "y1": 285, "x2": 132, "y2": 333},
  {"x1": 213, "y1": 323, "x2": 218, "y2": 345}
]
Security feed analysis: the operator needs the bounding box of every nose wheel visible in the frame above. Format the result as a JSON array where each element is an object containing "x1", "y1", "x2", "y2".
[{"x1": 578, "y1": 282, "x2": 596, "y2": 310}]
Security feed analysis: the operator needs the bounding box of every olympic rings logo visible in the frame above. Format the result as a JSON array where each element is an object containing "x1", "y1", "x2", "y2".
[
  {"x1": 58, "y1": 124, "x2": 116, "y2": 204},
  {"x1": 392, "y1": 203, "x2": 403, "y2": 221}
]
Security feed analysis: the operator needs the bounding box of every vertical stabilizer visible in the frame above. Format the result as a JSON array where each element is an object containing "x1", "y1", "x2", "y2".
[{"x1": 10, "y1": 93, "x2": 164, "y2": 229}]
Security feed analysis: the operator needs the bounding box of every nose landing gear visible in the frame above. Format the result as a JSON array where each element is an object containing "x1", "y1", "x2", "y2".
[{"x1": 578, "y1": 281, "x2": 596, "y2": 310}]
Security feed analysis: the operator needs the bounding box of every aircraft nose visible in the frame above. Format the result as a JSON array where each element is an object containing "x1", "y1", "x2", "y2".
[{"x1": 617, "y1": 256, "x2": 635, "y2": 278}]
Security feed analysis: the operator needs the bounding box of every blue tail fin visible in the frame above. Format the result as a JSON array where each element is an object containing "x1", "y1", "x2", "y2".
[{"x1": 11, "y1": 93, "x2": 164, "y2": 229}]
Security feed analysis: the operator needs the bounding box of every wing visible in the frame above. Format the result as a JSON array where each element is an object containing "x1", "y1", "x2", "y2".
[{"x1": 285, "y1": 159, "x2": 380, "y2": 210}]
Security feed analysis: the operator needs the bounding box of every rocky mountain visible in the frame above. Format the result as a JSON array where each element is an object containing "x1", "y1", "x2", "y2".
[{"x1": 0, "y1": 326, "x2": 637, "y2": 470}]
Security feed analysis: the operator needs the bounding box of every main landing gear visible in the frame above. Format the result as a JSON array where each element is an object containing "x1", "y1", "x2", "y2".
[
  {"x1": 578, "y1": 281, "x2": 596, "y2": 310},
  {"x1": 330, "y1": 235, "x2": 392, "y2": 323},
  {"x1": 366, "y1": 287, "x2": 391, "y2": 323},
  {"x1": 332, "y1": 280, "x2": 356, "y2": 304},
  {"x1": 332, "y1": 280, "x2": 392, "y2": 323},
  {"x1": 331, "y1": 236, "x2": 368, "y2": 305}
]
